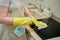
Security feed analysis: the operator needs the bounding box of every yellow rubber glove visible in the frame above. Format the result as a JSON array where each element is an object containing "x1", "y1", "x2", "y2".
[
  {"x1": 31, "y1": 16, "x2": 48, "y2": 28},
  {"x1": 13, "y1": 16, "x2": 48, "y2": 28},
  {"x1": 13, "y1": 17, "x2": 32, "y2": 26}
]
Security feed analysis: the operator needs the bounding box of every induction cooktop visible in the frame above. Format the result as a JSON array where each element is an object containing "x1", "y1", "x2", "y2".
[{"x1": 30, "y1": 18, "x2": 60, "y2": 40}]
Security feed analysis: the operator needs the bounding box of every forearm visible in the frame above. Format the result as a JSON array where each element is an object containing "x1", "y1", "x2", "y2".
[{"x1": 1, "y1": 17, "x2": 13, "y2": 25}]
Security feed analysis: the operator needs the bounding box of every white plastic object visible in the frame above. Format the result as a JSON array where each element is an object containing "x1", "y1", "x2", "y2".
[{"x1": 14, "y1": 26, "x2": 25, "y2": 37}]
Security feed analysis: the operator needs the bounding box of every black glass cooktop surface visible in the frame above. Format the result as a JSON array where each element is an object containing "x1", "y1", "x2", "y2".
[{"x1": 30, "y1": 18, "x2": 60, "y2": 40}]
